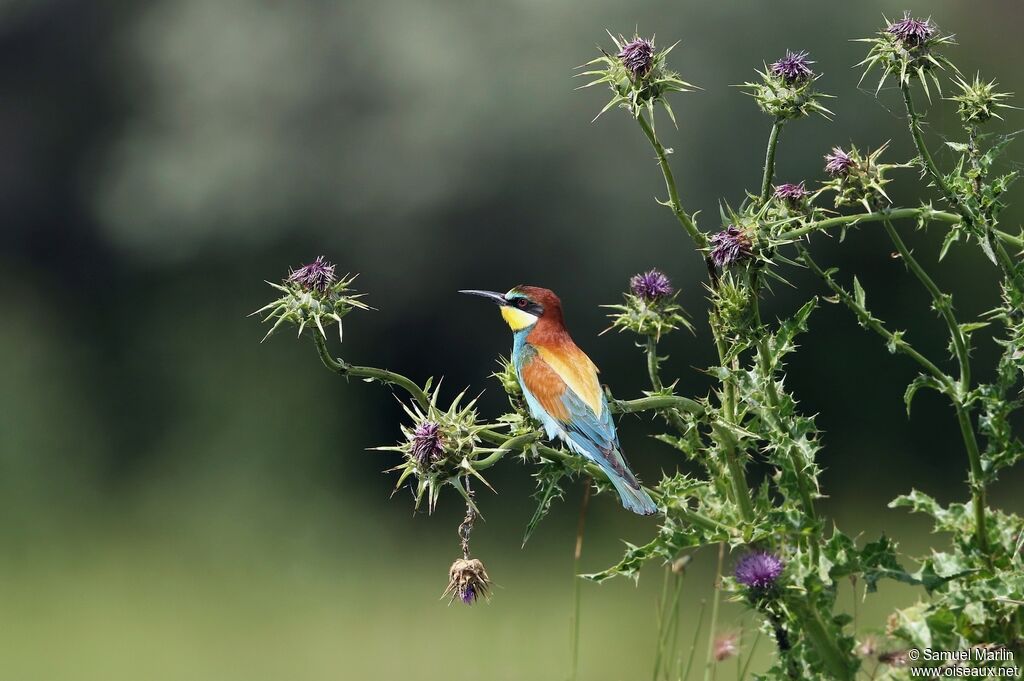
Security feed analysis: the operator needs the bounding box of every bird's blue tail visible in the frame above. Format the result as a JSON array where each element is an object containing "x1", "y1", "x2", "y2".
[{"x1": 606, "y1": 470, "x2": 658, "y2": 516}]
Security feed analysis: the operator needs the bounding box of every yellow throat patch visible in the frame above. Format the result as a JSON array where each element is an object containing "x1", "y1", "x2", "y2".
[{"x1": 501, "y1": 306, "x2": 539, "y2": 331}]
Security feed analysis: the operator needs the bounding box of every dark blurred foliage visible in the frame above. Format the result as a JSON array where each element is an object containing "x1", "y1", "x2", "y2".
[{"x1": 0, "y1": 1, "x2": 1022, "y2": 677}]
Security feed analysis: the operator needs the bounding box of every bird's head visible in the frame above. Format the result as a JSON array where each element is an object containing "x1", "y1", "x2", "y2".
[{"x1": 459, "y1": 285, "x2": 563, "y2": 331}]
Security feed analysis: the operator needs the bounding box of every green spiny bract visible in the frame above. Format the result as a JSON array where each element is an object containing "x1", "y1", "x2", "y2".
[
  {"x1": 577, "y1": 32, "x2": 698, "y2": 125},
  {"x1": 855, "y1": 13, "x2": 959, "y2": 100},
  {"x1": 254, "y1": 262, "x2": 369, "y2": 342},
  {"x1": 379, "y1": 385, "x2": 492, "y2": 513},
  {"x1": 822, "y1": 143, "x2": 906, "y2": 212},
  {"x1": 602, "y1": 286, "x2": 693, "y2": 341},
  {"x1": 949, "y1": 74, "x2": 1016, "y2": 125}
]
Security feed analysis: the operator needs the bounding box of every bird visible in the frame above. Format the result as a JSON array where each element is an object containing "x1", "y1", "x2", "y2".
[{"x1": 459, "y1": 286, "x2": 658, "y2": 515}]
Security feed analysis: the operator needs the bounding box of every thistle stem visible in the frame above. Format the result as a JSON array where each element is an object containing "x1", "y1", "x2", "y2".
[
  {"x1": 797, "y1": 245, "x2": 952, "y2": 389},
  {"x1": 880, "y1": 219, "x2": 971, "y2": 391},
  {"x1": 759, "y1": 119, "x2": 783, "y2": 203},
  {"x1": 901, "y1": 85, "x2": 955, "y2": 200},
  {"x1": 636, "y1": 112, "x2": 707, "y2": 249},
  {"x1": 313, "y1": 333, "x2": 430, "y2": 409},
  {"x1": 646, "y1": 336, "x2": 664, "y2": 392},
  {"x1": 782, "y1": 208, "x2": 1023, "y2": 247},
  {"x1": 756, "y1": 341, "x2": 819, "y2": 531},
  {"x1": 799, "y1": 602, "x2": 854, "y2": 681}
]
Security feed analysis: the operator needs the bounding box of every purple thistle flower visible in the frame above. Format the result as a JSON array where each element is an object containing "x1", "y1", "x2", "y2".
[
  {"x1": 734, "y1": 551, "x2": 784, "y2": 590},
  {"x1": 618, "y1": 37, "x2": 655, "y2": 79},
  {"x1": 773, "y1": 182, "x2": 809, "y2": 205},
  {"x1": 411, "y1": 421, "x2": 444, "y2": 466},
  {"x1": 824, "y1": 147, "x2": 855, "y2": 177},
  {"x1": 630, "y1": 269, "x2": 674, "y2": 301},
  {"x1": 461, "y1": 584, "x2": 476, "y2": 604},
  {"x1": 770, "y1": 50, "x2": 815, "y2": 84},
  {"x1": 288, "y1": 255, "x2": 336, "y2": 293},
  {"x1": 886, "y1": 12, "x2": 935, "y2": 47},
  {"x1": 709, "y1": 227, "x2": 753, "y2": 269}
]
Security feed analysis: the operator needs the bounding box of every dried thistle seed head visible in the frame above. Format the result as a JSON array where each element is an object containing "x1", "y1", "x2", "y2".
[
  {"x1": 734, "y1": 550, "x2": 784, "y2": 590},
  {"x1": 629, "y1": 269, "x2": 674, "y2": 301},
  {"x1": 254, "y1": 259, "x2": 370, "y2": 342},
  {"x1": 411, "y1": 421, "x2": 445, "y2": 467},
  {"x1": 443, "y1": 557, "x2": 491, "y2": 605},
  {"x1": 886, "y1": 12, "x2": 935, "y2": 47},
  {"x1": 770, "y1": 50, "x2": 814, "y2": 84},
  {"x1": 950, "y1": 74, "x2": 1014, "y2": 124},
  {"x1": 709, "y1": 226, "x2": 753, "y2": 269},
  {"x1": 287, "y1": 255, "x2": 336, "y2": 293},
  {"x1": 617, "y1": 37, "x2": 655, "y2": 79},
  {"x1": 824, "y1": 147, "x2": 855, "y2": 177},
  {"x1": 713, "y1": 631, "x2": 740, "y2": 662}
]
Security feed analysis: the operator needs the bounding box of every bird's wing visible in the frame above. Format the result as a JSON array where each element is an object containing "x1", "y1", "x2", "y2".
[
  {"x1": 534, "y1": 346, "x2": 604, "y2": 417},
  {"x1": 521, "y1": 346, "x2": 616, "y2": 448}
]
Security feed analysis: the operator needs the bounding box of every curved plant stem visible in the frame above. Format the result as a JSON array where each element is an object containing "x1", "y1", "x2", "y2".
[
  {"x1": 880, "y1": 219, "x2": 971, "y2": 391},
  {"x1": 759, "y1": 119, "x2": 783, "y2": 202},
  {"x1": 901, "y1": 85, "x2": 955, "y2": 199},
  {"x1": 798, "y1": 245, "x2": 952, "y2": 389},
  {"x1": 636, "y1": 112, "x2": 708, "y2": 251},
  {"x1": 313, "y1": 333, "x2": 430, "y2": 409},
  {"x1": 614, "y1": 394, "x2": 705, "y2": 416},
  {"x1": 781, "y1": 208, "x2": 1023, "y2": 247}
]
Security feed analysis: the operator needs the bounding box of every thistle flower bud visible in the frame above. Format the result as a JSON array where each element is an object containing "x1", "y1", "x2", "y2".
[
  {"x1": 856, "y1": 13, "x2": 956, "y2": 95},
  {"x1": 378, "y1": 387, "x2": 490, "y2": 512},
  {"x1": 734, "y1": 550, "x2": 784, "y2": 590},
  {"x1": 617, "y1": 37, "x2": 655, "y2": 80},
  {"x1": 254, "y1": 257, "x2": 369, "y2": 342},
  {"x1": 578, "y1": 32, "x2": 697, "y2": 123},
  {"x1": 741, "y1": 50, "x2": 832, "y2": 121},
  {"x1": 824, "y1": 147, "x2": 855, "y2": 177},
  {"x1": 411, "y1": 421, "x2": 445, "y2": 467},
  {"x1": 773, "y1": 182, "x2": 809, "y2": 207},
  {"x1": 822, "y1": 143, "x2": 902, "y2": 211},
  {"x1": 629, "y1": 269, "x2": 674, "y2": 301},
  {"x1": 443, "y1": 557, "x2": 492, "y2": 605},
  {"x1": 769, "y1": 50, "x2": 814, "y2": 84},
  {"x1": 604, "y1": 270, "x2": 692, "y2": 340},
  {"x1": 886, "y1": 12, "x2": 934, "y2": 47},
  {"x1": 709, "y1": 226, "x2": 753, "y2": 269},
  {"x1": 950, "y1": 74, "x2": 1014, "y2": 124},
  {"x1": 287, "y1": 255, "x2": 336, "y2": 293}
]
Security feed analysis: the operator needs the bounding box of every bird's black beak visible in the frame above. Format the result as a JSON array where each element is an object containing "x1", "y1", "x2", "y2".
[{"x1": 458, "y1": 289, "x2": 508, "y2": 306}]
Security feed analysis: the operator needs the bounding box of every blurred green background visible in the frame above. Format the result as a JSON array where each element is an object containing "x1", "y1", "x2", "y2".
[{"x1": 2, "y1": 0, "x2": 1023, "y2": 679}]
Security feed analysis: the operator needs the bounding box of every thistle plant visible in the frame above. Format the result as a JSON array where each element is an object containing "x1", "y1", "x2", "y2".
[{"x1": 256, "y1": 12, "x2": 1024, "y2": 679}]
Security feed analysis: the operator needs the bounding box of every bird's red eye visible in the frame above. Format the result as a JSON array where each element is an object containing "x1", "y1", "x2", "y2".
[{"x1": 516, "y1": 298, "x2": 528, "y2": 309}]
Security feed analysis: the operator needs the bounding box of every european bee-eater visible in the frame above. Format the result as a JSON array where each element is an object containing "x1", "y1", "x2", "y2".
[{"x1": 460, "y1": 286, "x2": 658, "y2": 516}]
